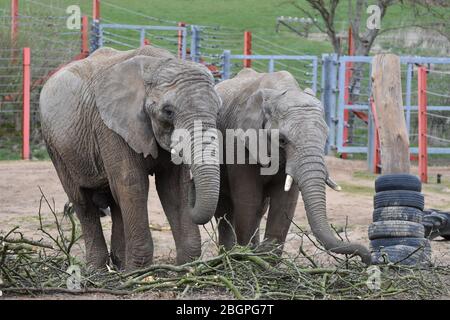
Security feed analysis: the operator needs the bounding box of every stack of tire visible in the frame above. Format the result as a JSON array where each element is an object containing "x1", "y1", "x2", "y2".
[{"x1": 368, "y1": 174, "x2": 431, "y2": 265}]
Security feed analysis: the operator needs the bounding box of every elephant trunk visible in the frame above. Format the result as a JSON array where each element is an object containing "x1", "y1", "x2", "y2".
[
  {"x1": 184, "y1": 120, "x2": 220, "y2": 225},
  {"x1": 294, "y1": 152, "x2": 371, "y2": 265}
]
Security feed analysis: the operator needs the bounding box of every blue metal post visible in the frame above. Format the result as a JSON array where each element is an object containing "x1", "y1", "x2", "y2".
[
  {"x1": 98, "y1": 23, "x2": 104, "y2": 48},
  {"x1": 311, "y1": 57, "x2": 318, "y2": 94},
  {"x1": 336, "y1": 58, "x2": 347, "y2": 153},
  {"x1": 222, "y1": 50, "x2": 231, "y2": 80},
  {"x1": 322, "y1": 54, "x2": 331, "y2": 154},
  {"x1": 139, "y1": 28, "x2": 145, "y2": 46},
  {"x1": 268, "y1": 59, "x2": 275, "y2": 73},
  {"x1": 190, "y1": 25, "x2": 200, "y2": 62},
  {"x1": 181, "y1": 28, "x2": 187, "y2": 60},
  {"x1": 323, "y1": 54, "x2": 338, "y2": 154},
  {"x1": 90, "y1": 20, "x2": 100, "y2": 52}
]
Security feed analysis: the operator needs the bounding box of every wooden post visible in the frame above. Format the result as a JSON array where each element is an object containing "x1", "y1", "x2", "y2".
[
  {"x1": 178, "y1": 22, "x2": 185, "y2": 59},
  {"x1": 418, "y1": 66, "x2": 428, "y2": 183},
  {"x1": 371, "y1": 54, "x2": 410, "y2": 174},
  {"x1": 342, "y1": 27, "x2": 354, "y2": 159},
  {"x1": 243, "y1": 31, "x2": 252, "y2": 68},
  {"x1": 22, "y1": 47, "x2": 30, "y2": 160},
  {"x1": 81, "y1": 16, "x2": 89, "y2": 58}
]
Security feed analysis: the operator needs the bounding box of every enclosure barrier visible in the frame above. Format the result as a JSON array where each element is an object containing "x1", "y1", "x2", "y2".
[
  {"x1": 243, "y1": 31, "x2": 252, "y2": 68},
  {"x1": 418, "y1": 66, "x2": 428, "y2": 183},
  {"x1": 22, "y1": 47, "x2": 30, "y2": 160},
  {"x1": 221, "y1": 50, "x2": 318, "y2": 93},
  {"x1": 322, "y1": 55, "x2": 450, "y2": 172},
  {"x1": 97, "y1": 23, "x2": 187, "y2": 59}
]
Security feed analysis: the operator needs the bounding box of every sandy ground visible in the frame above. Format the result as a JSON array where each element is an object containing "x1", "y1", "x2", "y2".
[{"x1": 1, "y1": 157, "x2": 450, "y2": 299}]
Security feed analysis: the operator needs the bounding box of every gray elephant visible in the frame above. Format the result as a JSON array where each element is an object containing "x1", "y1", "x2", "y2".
[
  {"x1": 214, "y1": 68, "x2": 371, "y2": 264},
  {"x1": 39, "y1": 45, "x2": 221, "y2": 271}
]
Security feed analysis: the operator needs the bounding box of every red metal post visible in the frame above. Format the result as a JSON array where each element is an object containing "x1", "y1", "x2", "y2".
[
  {"x1": 243, "y1": 31, "x2": 252, "y2": 68},
  {"x1": 342, "y1": 27, "x2": 354, "y2": 159},
  {"x1": 22, "y1": 47, "x2": 30, "y2": 160},
  {"x1": 93, "y1": 0, "x2": 100, "y2": 21},
  {"x1": 81, "y1": 16, "x2": 89, "y2": 58},
  {"x1": 418, "y1": 66, "x2": 428, "y2": 183},
  {"x1": 178, "y1": 22, "x2": 185, "y2": 59}
]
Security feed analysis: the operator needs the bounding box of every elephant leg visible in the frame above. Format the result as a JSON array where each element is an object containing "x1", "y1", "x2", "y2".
[
  {"x1": 253, "y1": 197, "x2": 270, "y2": 247},
  {"x1": 73, "y1": 197, "x2": 109, "y2": 269},
  {"x1": 155, "y1": 165, "x2": 201, "y2": 264},
  {"x1": 228, "y1": 165, "x2": 263, "y2": 247},
  {"x1": 46, "y1": 145, "x2": 108, "y2": 268},
  {"x1": 262, "y1": 183, "x2": 299, "y2": 253},
  {"x1": 216, "y1": 204, "x2": 235, "y2": 250},
  {"x1": 110, "y1": 201, "x2": 126, "y2": 270}
]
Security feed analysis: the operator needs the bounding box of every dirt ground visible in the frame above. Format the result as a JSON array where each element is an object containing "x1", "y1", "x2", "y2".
[{"x1": 1, "y1": 157, "x2": 450, "y2": 299}]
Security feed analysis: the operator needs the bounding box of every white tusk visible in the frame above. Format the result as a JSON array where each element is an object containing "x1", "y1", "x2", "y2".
[
  {"x1": 326, "y1": 177, "x2": 342, "y2": 191},
  {"x1": 189, "y1": 170, "x2": 193, "y2": 181},
  {"x1": 284, "y1": 175, "x2": 293, "y2": 192},
  {"x1": 171, "y1": 148, "x2": 177, "y2": 155},
  {"x1": 100, "y1": 207, "x2": 111, "y2": 217}
]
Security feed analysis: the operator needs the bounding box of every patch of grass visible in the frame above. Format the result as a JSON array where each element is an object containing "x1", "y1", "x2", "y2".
[
  {"x1": 338, "y1": 181, "x2": 374, "y2": 196},
  {"x1": 353, "y1": 170, "x2": 377, "y2": 181}
]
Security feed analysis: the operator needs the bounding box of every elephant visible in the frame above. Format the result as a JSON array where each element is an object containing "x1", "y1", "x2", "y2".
[
  {"x1": 214, "y1": 68, "x2": 371, "y2": 264},
  {"x1": 39, "y1": 45, "x2": 222, "y2": 271}
]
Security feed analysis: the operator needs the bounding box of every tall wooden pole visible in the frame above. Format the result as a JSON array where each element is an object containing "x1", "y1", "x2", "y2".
[{"x1": 371, "y1": 54, "x2": 410, "y2": 174}]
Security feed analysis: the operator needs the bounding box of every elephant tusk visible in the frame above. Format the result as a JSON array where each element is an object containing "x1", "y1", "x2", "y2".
[
  {"x1": 190, "y1": 170, "x2": 193, "y2": 181},
  {"x1": 171, "y1": 148, "x2": 177, "y2": 155},
  {"x1": 284, "y1": 175, "x2": 293, "y2": 192},
  {"x1": 326, "y1": 176, "x2": 342, "y2": 191}
]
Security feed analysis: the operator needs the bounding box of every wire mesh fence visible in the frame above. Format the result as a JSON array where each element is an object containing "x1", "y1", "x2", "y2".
[{"x1": 0, "y1": 1, "x2": 80, "y2": 159}]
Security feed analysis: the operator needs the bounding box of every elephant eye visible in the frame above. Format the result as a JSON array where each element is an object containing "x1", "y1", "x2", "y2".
[
  {"x1": 279, "y1": 135, "x2": 288, "y2": 147},
  {"x1": 161, "y1": 105, "x2": 175, "y2": 120}
]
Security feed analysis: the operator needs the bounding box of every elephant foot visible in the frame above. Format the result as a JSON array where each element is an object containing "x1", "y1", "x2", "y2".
[
  {"x1": 255, "y1": 238, "x2": 283, "y2": 256},
  {"x1": 85, "y1": 251, "x2": 110, "y2": 271},
  {"x1": 176, "y1": 248, "x2": 201, "y2": 265},
  {"x1": 110, "y1": 250, "x2": 126, "y2": 271}
]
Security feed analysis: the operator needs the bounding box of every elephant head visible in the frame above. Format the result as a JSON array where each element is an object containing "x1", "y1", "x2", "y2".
[
  {"x1": 233, "y1": 81, "x2": 371, "y2": 264},
  {"x1": 93, "y1": 55, "x2": 221, "y2": 225}
]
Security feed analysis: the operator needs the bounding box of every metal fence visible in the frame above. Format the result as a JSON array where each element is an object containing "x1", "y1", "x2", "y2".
[
  {"x1": 95, "y1": 23, "x2": 187, "y2": 59},
  {"x1": 322, "y1": 54, "x2": 450, "y2": 164},
  {"x1": 220, "y1": 50, "x2": 318, "y2": 93},
  {"x1": 0, "y1": 6, "x2": 80, "y2": 159}
]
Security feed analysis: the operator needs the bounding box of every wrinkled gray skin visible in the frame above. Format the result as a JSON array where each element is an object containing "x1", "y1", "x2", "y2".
[
  {"x1": 215, "y1": 68, "x2": 371, "y2": 264},
  {"x1": 39, "y1": 46, "x2": 221, "y2": 271}
]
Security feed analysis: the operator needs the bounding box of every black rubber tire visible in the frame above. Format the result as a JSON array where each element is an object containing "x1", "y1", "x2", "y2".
[
  {"x1": 373, "y1": 207, "x2": 423, "y2": 223},
  {"x1": 371, "y1": 245, "x2": 431, "y2": 265},
  {"x1": 368, "y1": 221, "x2": 425, "y2": 240},
  {"x1": 374, "y1": 190, "x2": 424, "y2": 210},
  {"x1": 375, "y1": 174, "x2": 421, "y2": 193},
  {"x1": 370, "y1": 237, "x2": 429, "y2": 250}
]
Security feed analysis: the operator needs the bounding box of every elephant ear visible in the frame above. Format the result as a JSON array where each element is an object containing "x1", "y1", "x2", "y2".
[
  {"x1": 94, "y1": 56, "x2": 160, "y2": 159},
  {"x1": 235, "y1": 88, "x2": 285, "y2": 164},
  {"x1": 237, "y1": 88, "x2": 284, "y2": 131}
]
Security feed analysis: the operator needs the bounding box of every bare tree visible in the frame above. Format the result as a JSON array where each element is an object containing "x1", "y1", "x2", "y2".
[{"x1": 287, "y1": 0, "x2": 450, "y2": 55}]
